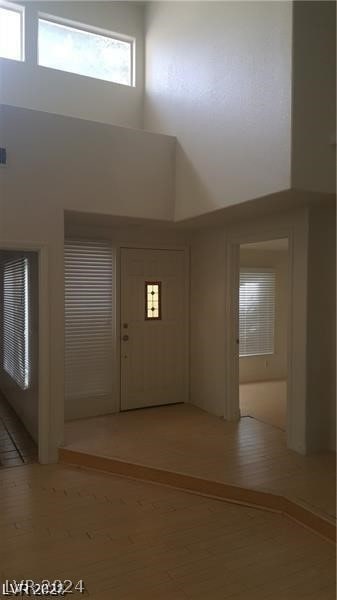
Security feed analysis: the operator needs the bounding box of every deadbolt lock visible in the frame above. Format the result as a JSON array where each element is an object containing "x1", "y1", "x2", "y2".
[{"x1": 122, "y1": 334, "x2": 129, "y2": 342}]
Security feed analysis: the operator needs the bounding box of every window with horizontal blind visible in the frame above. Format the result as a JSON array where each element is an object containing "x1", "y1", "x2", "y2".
[
  {"x1": 64, "y1": 240, "x2": 113, "y2": 402},
  {"x1": 3, "y1": 257, "x2": 30, "y2": 390},
  {"x1": 239, "y1": 270, "x2": 276, "y2": 357}
]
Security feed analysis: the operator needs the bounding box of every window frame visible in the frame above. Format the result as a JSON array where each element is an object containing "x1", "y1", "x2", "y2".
[
  {"x1": 239, "y1": 267, "x2": 276, "y2": 359},
  {"x1": 0, "y1": 0, "x2": 25, "y2": 62},
  {"x1": 37, "y1": 12, "x2": 136, "y2": 87}
]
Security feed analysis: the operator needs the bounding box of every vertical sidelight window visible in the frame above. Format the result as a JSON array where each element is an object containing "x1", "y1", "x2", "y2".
[
  {"x1": 145, "y1": 282, "x2": 161, "y2": 320},
  {"x1": 64, "y1": 240, "x2": 113, "y2": 401}
]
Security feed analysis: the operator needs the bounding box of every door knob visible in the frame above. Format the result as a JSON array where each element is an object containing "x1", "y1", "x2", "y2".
[{"x1": 122, "y1": 334, "x2": 129, "y2": 341}]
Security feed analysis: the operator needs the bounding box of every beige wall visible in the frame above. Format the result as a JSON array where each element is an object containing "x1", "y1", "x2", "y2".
[
  {"x1": 65, "y1": 221, "x2": 189, "y2": 247},
  {"x1": 239, "y1": 249, "x2": 288, "y2": 384},
  {"x1": 0, "y1": 1, "x2": 145, "y2": 129},
  {"x1": 0, "y1": 251, "x2": 39, "y2": 442},
  {"x1": 292, "y1": 1, "x2": 336, "y2": 194},
  {"x1": 144, "y1": 1, "x2": 292, "y2": 220}
]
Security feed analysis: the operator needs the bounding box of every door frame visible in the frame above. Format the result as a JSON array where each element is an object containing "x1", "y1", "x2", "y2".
[
  {"x1": 118, "y1": 244, "x2": 190, "y2": 412},
  {"x1": 225, "y1": 225, "x2": 307, "y2": 454},
  {"x1": 0, "y1": 241, "x2": 50, "y2": 463}
]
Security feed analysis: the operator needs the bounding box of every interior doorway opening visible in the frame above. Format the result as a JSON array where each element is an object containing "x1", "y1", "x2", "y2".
[
  {"x1": 238, "y1": 238, "x2": 289, "y2": 431},
  {"x1": 0, "y1": 250, "x2": 39, "y2": 467}
]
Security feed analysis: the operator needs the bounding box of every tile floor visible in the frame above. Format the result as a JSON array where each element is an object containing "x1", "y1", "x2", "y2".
[{"x1": 0, "y1": 392, "x2": 37, "y2": 468}]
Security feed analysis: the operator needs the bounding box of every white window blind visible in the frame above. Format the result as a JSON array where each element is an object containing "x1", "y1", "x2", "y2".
[
  {"x1": 3, "y1": 257, "x2": 30, "y2": 390},
  {"x1": 64, "y1": 240, "x2": 113, "y2": 402},
  {"x1": 239, "y1": 270, "x2": 276, "y2": 357}
]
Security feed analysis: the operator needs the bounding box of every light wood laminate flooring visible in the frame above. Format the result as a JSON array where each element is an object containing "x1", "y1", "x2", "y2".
[
  {"x1": 0, "y1": 463, "x2": 335, "y2": 600},
  {"x1": 64, "y1": 404, "x2": 336, "y2": 522}
]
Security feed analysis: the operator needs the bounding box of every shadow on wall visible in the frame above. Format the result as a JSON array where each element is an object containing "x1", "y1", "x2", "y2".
[{"x1": 175, "y1": 142, "x2": 221, "y2": 218}]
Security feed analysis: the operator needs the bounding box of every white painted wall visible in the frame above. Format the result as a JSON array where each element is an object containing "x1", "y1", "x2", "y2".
[
  {"x1": 0, "y1": 2, "x2": 334, "y2": 459},
  {"x1": 239, "y1": 249, "x2": 288, "y2": 384},
  {"x1": 190, "y1": 227, "x2": 226, "y2": 415},
  {"x1": 1, "y1": 105, "x2": 175, "y2": 221},
  {"x1": 144, "y1": 1, "x2": 292, "y2": 220},
  {"x1": 190, "y1": 203, "x2": 336, "y2": 453},
  {"x1": 292, "y1": 1, "x2": 336, "y2": 194},
  {"x1": 0, "y1": 103, "x2": 175, "y2": 460},
  {"x1": 0, "y1": 1, "x2": 145, "y2": 129},
  {"x1": 190, "y1": 208, "x2": 311, "y2": 454}
]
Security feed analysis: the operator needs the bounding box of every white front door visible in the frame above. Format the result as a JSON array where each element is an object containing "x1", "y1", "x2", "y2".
[{"x1": 120, "y1": 248, "x2": 187, "y2": 410}]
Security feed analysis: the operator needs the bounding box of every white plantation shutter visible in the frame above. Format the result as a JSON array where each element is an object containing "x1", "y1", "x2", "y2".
[
  {"x1": 3, "y1": 257, "x2": 30, "y2": 390},
  {"x1": 65, "y1": 240, "x2": 113, "y2": 402},
  {"x1": 239, "y1": 270, "x2": 276, "y2": 357}
]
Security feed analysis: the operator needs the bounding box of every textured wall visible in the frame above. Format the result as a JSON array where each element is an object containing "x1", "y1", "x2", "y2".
[
  {"x1": 145, "y1": 1, "x2": 292, "y2": 219},
  {"x1": 1, "y1": 105, "x2": 175, "y2": 221}
]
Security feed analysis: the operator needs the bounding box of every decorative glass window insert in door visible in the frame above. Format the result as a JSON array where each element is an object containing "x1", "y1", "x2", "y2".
[{"x1": 145, "y1": 282, "x2": 161, "y2": 320}]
